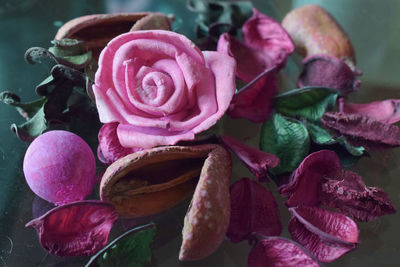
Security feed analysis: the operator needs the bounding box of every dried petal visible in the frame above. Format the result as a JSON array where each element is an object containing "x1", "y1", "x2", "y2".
[
  {"x1": 227, "y1": 178, "x2": 281, "y2": 243},
  {"x1": 221, "y1": 135, "x2": 279, "y2": 181},
  {"x1": 298, "y1": 55, "x2": 361, "y2": 95},
  {"x1": 289, "y1": 206, "x2": 358, "y2": 262},
  {"x1": 339, "y1": 98, "x2": 400, "y2": 124},
  {"x1": 248, "y1": 236, "x2": 320, "y2": 267},
  {"x1": 321, "y1": 112, "x2": 400, "y2": 148},
  {"x1": 25, "y1": 200, "x2": 118, "y2": 257},
  {"x1": 97, "y1": 122, "x2": 142, "y2": 164},
  {"x1": 321, "y1": 170, "x2": 396, "y2": 222},
  {"x1": 179, "y1": 145, "x2": 231, "y2": 261},
  {"x1": 280, "y1": 150, "x2": 341, "y2": 207}
]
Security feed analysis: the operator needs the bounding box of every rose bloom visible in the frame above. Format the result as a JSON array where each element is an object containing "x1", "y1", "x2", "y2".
[{"x1": 93, "y1": 30, "x2": 236, "y2": 151}]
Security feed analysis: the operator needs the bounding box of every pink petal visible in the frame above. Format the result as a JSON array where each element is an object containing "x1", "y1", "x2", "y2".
[
  {"x1": 242, "y1": 8, "x2": 294, "y2": 69},
  {"x1": 289, "y1": 206, "x2": 358, "y2": 262},
  {"x1": 227, "y1": 178, "x2": 281, "y2": 243},
  {"x1": 97, "y1": 123, "x2": 142, "y2": 164},
  {"x1": 248, "y1": 236, "x2": 320, "y2": 267},
  {"x1": 321, "y1": 112, "x2": 400, "y2": 148},
  {"x1": 221, "y1": 135, "x2": 279, "y2": 181},
  {"x1": 279, "y1": 150, "x2": 341, "y2": 207},
  {"x1": 321, "y1": 170, "x2": 396, "y2": 222},
  {"x1": 298, "y1": 54, "x2": 361, "y2": 95},
  {"x1": 26, "y1": 200, "x2": 118, "y2": 257},
  {"x1": 339, "y1": 98, "x2": 400, "y2": 124}
]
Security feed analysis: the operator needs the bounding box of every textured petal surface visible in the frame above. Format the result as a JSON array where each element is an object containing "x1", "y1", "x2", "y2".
[
  {"x1": 26, "y1": 200, "x2": 118, "y2": 257},
  {"x1": 289, "y1": 206, "x2": 358, "y2": 262},
  {"x1": 227, "y1": 178, "x2": 281, "y2": 243}
]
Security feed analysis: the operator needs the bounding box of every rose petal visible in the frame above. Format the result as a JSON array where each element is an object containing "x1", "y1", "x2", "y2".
[
  {"x1": 289, "y1": 206, "x2": 358, "y2": 262},
  {"x1": 279, "y1": 150, "x2": 341, "y2": 207},
  {"x1": 248, "y1": 236, "x2": 320, "y2": 267},
  {"x1": 339, "y1": 98, "x2": 400, "y2": 124},
  {"x1": 227, "y1": 178, "x2": 281, "y2": 243},
  {"x1": 298, "y1": 55, "x2": 361, "y2": 95},
  {"x1": 321, "y1": 170, "x2": 396, "y2": 222},
  {"x1": 321, "y1": 112, "x2": 400, "y2": 148},
  {"x1": 242, "y1": 8, "x2": 294, "y2": 69},
  {"x1": 97, "y1": 123, "x2": 142, "y2": 164},
  {"x1": 221, "y1": 135, "x2": 279, "y2": 181},
  {"x1": 25, "y1": 200, "x2": 118, "y2": 257}
]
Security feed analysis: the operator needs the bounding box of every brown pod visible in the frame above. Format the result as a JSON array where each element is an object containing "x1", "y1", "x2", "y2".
[
  {"x1": 282, "y1": 5, "x2": 355, "y2": 64},
  {"x1": 55, "y1": 12, "x2": 173, "y2": 58},
  {"x1": 179, "y1": 145, "x2": 231, "y2": 261}
]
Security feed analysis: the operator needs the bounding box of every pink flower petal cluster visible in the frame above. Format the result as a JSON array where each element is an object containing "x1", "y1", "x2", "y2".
[{"x1": 93, "y1": 30, "x2": 236, "y2": 149}]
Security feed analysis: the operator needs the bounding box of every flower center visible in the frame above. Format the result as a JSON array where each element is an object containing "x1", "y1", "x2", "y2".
[{"x1": 140, "y1": 71, "x2": 174, "y2": 106}]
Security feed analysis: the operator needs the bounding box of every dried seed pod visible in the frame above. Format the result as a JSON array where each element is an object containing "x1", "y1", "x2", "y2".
[{"x1": 282, "y1": 5, "x2": 355, "y2": 64}]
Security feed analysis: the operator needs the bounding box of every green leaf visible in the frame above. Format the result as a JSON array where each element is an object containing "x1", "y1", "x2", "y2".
[
  {"x1": 336, "y1": 136, "x2": 365, "y2": 156},
  {"x1": 305, "y1": 121, "x2": 336, "y2": 145},
  {"x1": 275, "y1": 87, "x2": 338, "y2": 121},
  {"x1": 11, "y1": 105, "x2": 47, "y2": 142},
  {"x1": 260, "y1": 113, "x2": 310, "y2": 175},
  {"x1": 0, "y1": 91, "x2": 46, "y2": 120},
  {"x1": 86, "y1": 223, "x2": 156, "y2": 267},
  {"x1": 49, "y1": 46, "x2": 92, "y2": 66}
]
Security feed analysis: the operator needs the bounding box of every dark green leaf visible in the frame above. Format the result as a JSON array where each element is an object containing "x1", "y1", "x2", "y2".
[
  {"x1": 49, "y1": 46, "x2": 92, "y2": 67},
  {"x1": 336, "y1": 136, "x2": 365, "y2": 156},
  {"x1": 50, "y1": 38, "x2": 86, "y2": 55},
  {"x1": 305, "y1": 120, "x2": 336, "y2": 145},
  {"x1": 11, "y1": 105, "x2": 47, "y2": 142},
  {"x1": 1, "y1": 91, "x2": 46, "y2": 120},
  {"x1": 86, "y1": 223, "x2": 156, "y2": 267},
  {"x1": 275, "y1": 87, "x2": 338, "y2": 121},
  {"x1": 260, "y1": 113, "x2": 310, "y2": 175}
]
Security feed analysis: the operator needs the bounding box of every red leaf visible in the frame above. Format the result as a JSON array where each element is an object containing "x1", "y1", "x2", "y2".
[
  {"x1": 321, "y1": 170, "x2": 396, "y2": 222},
  {"x1": 227, "y1": 178, "x2": 281, "y2": 243},
  {"x1": 339, "y1": 98, "x2": 400, "y2": 124},
  {"x1": 26, "y1": 200, "x2": 118, "y2": 256},
  {"x1": 321, "y1": 112, "x2": 400, "y2": 148},
  {"x1": 279, "y1": 150, "x2": 341, "y2": 207},
  {"x1": 221, "y1": 135, "x2": 279, "y2": 181},
  {"x1": 248, "y1": 236, "x2": 320, "y2": 267},
  {"x1": 289, "y1": 206, "x2": 358, "y2": 262},
  {"x1": 298, "y1": 54, "x2": 361, "y2": 95}
]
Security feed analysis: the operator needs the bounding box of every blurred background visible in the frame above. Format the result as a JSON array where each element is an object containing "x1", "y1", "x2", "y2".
[{"x1": 0, "y1": 0, "x2": 399, "y2": 266}]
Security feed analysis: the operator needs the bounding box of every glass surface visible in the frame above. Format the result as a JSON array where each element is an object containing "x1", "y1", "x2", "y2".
[{"x1": 0, "y1": 0, "x2": 399, "y2": 266}]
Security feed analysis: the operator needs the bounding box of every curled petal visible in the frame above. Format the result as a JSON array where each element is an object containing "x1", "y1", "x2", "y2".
[
  {"x1": 279, "y1": 150, "x2": 341, "y2": 207},
  {"x1": 321, "y1": 170, "x2": 396, "y2": 222},
  {"x1": 227, "y1": 178, "x2": 281, "y2": 243},
  {"x1": 289, "y1": 206, "x2": 358, "y2": 262},
  {"x1": 98, "y1": 122, "x2": 142, "y2": 164},
  {"x1": 221, "y1": 135, "x2": 279, "y2": 181},
  {"x1": 321, "y1": 112, "x2": 400, "y2": 148},
  {"x1": 248, "y1": 236, "x2": 320, "y2": 267},
  {"x1": 26, "y1": 200, "x2": 118, "y2": 257},
  {"x1": 339, "y1": 98, "x2": 400, "y2": 124},
  {"x1": 298, "y1": 55, "x2": 361, "y2": 95}
]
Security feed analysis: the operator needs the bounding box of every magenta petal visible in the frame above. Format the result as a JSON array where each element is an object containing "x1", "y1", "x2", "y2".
[
  {"x1": 289, "y1": 206, "x2": 358, "y2": 263},
  {"x1": 26, "y1": 200, "x2": 118, "y2": 257},
  {"x1": 242, "y1": 8, "x2": 294, "y2": 69},
  {"x1": 227, "y1": 178, "x2": 281, "y2": 243},
  {"x1": 321, "y1": 112, "x2": 400, "y2": 148},
  {"x1": 228, "y1": 72, "x2": 278, "y2": 123},
  {"x1": 98, "y1": 123, "x2": 142, "y2": 164},
  {"x1": 321, "y1": 170, "x2": 396, "y2": 222},
  {"x1": 339, "y1": 98, "x2": 400, "y2": 124},
  {"x1": 279, "y1": 150, "x2": 341, "y2": 207},
  {"x1": 248, "y1": 236, "x2": 320, "y2": 267},
  {"x1": 298, "y1": 55, "x2": 361, "y2": 95},
  {"x1": 221, "y1": 135, "x2": 279, "y2": 181}
]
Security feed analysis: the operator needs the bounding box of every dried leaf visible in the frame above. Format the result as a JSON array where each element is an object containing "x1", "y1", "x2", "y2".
[
  {"x1": 221, "y1": 135, "x2": 279, "y2": 181},
  {"x1": 321, "y1": 170, "x2": 396, "y2": 222},
  {"x1": 260, "y1": 113, "x2": 310, "y2": 175},
  {"x1": 26, "y1": 201, "x2": 118, "y2": 257},
  {"x1": 275, "y1": 86, "x2": 338, "y2": 121},
  {"x1": 248, "y1": 236, "x2": 320, "y2": 267},
  {"x1": 86, "y1": 223, "x2": 156, "y2": 267},
  {"x1": 227, "y1": 178, "x2": 281, "y2": 243},
  {"x1": 289, "y1": 206, "x2": 358, "y2": 262}
]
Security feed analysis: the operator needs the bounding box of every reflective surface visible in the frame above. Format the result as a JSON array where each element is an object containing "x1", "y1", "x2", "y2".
[{"x1": 0, "y1": 0, "x2": 399, "y2": 266}]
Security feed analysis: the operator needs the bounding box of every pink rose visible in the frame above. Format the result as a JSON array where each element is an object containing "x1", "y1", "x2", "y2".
[{"x1": 93, "y1": 30, "x2": 236, "y2": 149}]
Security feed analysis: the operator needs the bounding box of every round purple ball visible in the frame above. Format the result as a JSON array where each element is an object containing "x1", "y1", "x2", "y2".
[{"x1": 23, "y1": 130, "x2": 97, "y2": 205}]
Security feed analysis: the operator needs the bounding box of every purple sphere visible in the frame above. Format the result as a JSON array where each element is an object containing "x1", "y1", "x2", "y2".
[{"x1": 23, "y1": 130, "x2": 97, "y2": 205}]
